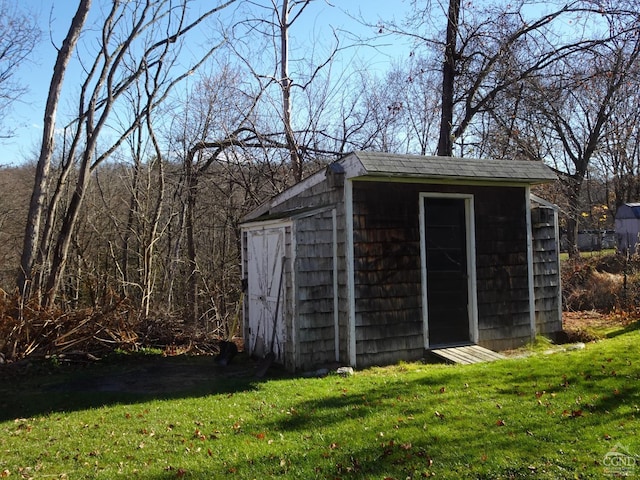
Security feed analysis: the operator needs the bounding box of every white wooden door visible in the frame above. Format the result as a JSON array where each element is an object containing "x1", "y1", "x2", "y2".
[{"x1": 246, "y1": 227, "x2": 287, "y2": 362}]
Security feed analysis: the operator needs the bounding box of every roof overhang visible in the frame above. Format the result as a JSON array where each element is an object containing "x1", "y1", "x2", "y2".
[
  {"x1": 242, "y1": 151, "x2": 558, "y2": 223},
  {"x1": 346, "y1": 151, "x2": 557, "y2": 184}
]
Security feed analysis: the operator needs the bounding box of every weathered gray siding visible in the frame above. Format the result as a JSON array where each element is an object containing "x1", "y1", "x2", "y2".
[
  {"x1": 295, "y1": 211, "x2": 338, "y2": 369},
  {"x1": 255, "y1": 173, "x2": 349, "y2": 371},
  {"x1": 474, "y1": 188, "x2": 531, "y2": 350},
  {"x1": 244, "y1": 157, "x2": 558, "y2": 370},
  {"x1": 531, "y1": 204, "x2": 562, "y2": 337},
  {"x1": 352, "y1": 182, "x2": 424, "y2": 367},
  {"x1": 352, "y1": 182, "x2": 536, "y2": 359}
]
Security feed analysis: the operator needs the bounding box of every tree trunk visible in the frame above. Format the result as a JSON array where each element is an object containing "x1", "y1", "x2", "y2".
[
  {"x1": 43, "y1": 160, "x2": 92, "y2": 308},
  {"x1": 18, "y1": 0, "x2": 91, "y2": 301},
  {"x1": 185, "y1": 161, "x2": 199, "y2": 324},
  {"x1": 565, "y1": 183, "x2": 582, "y2": 259},
  {"x1": 437, "y1": 0, "x2": 460, "y2": 157},
  {"x1": 141, "y1": 111, "x2": 166, "y2": 318},
  {"x1": 280, "y1": 0, "x2": 302, "y2": 181}
]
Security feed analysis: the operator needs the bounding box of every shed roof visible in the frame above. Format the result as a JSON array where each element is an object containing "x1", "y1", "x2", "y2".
[
  {"x1": 242, "y1": 151, "x2": 557, "y2": 222},
  {"x1": 615, "y1": 203, "x2": 640, "y2": 220},
  {"x1": 349, "y1": 151, "x2": 557, "y2": 183}
]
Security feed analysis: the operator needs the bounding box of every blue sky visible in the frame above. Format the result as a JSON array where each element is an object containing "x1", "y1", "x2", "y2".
[{"x1": 0, "y1": 0, "x2": 413, "y2": 166}]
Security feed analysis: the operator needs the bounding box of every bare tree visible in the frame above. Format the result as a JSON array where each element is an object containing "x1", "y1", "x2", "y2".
[
  {"x1": 384, "y1": 1, "x2": 637, "y2": 157},
  {"x1": 0, "y1": 0, "x2": 41, "y2": 139},
  {"x1": 18, "y1": 0, "x2": 91, "y2": 302},
  {"x1": 437, "y1": 0, "x2": 460, "y2": 156},
  {"x1": 0, "y1": 165, "x2": 33, "y2": 290},
  {"x1": 597, "y1": 68, "x2": 640, "y2": 208},
  {"x1": 230, "y1": 0, "x2": 345, "y2": 180},
  {"x1": 350, "y1": 58, "x2": 442, "y2": 155},
  {"x1": 19, "y1": 0, "x2": 237, "y2": 308},
  {"x1": 518, "y1": 20, "x2": 640, "y2": 257}
]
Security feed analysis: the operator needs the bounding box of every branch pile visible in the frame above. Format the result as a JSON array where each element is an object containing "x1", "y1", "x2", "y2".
[
  {"x1": 0, "y1": 291, "x2": 232, "y2": 365},
  {"x1": 0, "y1": 292, "x2": 141, "y2": 362}
]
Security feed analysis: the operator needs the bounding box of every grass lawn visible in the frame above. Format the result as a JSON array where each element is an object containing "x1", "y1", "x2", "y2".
[
  {"x1": 1, "y1": 326, "x2": 639, "y2": 479},
  {"x1": 559, "y1": 249, "x2": 617, "y2": 261}
]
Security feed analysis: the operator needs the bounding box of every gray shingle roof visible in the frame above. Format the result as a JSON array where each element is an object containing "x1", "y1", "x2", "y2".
[
  {"x1": 615, "y1": 203, "x2": 640, "y2": 219},
  {"x1": 352, "y1": 151, "x2": 557, "y2": 184}
]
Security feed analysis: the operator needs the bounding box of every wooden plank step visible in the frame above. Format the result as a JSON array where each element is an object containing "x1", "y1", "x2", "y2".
[{"x1": 430, "y1": 344, "x2": 505, "y2": 365}]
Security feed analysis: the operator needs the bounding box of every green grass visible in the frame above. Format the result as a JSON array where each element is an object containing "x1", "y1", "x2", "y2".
[
  {"x1": 559, "y1": 248, "x2": 616, "y2": 261},
  {"x1": 2, "y1": 329, "x2": 640, "y2": 479}
]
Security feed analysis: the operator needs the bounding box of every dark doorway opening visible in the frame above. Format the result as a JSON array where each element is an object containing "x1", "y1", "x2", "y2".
[{"x1": 424, "y1": 197, "x2": 470, "y2": 346}]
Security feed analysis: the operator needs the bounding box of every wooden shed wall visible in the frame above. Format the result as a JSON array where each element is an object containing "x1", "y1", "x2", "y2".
[
  {"x1": 246, "y1": 172, "x2": 557, "y2": 369},
  {"x1": 256, "y1": 175, "x2": 349, "y2": 370},
  {"x1": 473, "y1": 188, "x2": 531, "y2": 350},
  {"x1": 352, "y1": 182, "x2": 534, "y2": 362},
  {"x1": 352, "y1": 182, "x2": 424, "y2": 367},
  {"x1": 531, "y1": 205, "x2": 562, "y2": 337},
  {"x1": 295, "y1": 211, "x2": 345, "y2": 369}
]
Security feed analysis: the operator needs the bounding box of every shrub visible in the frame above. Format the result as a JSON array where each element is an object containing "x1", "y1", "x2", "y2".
[{"x1": 562, "y1": 253, "x2": 640, "y2": 312}]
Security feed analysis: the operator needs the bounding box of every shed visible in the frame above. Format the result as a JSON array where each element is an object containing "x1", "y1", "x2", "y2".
[
  {"x1": 615, "y1": 203, "x2": 640, "y2": 253},
  {"x1": 240, "y1": 151, "x2": 561, "y2": 371}
]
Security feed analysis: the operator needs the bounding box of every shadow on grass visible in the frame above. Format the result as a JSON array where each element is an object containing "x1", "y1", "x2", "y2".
[
  {"x1": 0, "y1": 352, "x2": 279, "y2": 421},
  {"x1": 605, "y1": 319, "x2": 640, "y2": 338}
]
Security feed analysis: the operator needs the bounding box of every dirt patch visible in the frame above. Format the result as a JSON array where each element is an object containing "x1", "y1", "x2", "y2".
[{"x1": 562, "y1": 310, "x2": 637, "y2": 342}]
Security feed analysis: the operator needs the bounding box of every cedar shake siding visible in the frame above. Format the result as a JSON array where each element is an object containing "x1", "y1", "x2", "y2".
[
  {"x1": 352, "y1": 182, "x2": 423, "y2": 366},
  {"x1": 241, "y1": 152, "x2": 560, "y2": 371}
]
